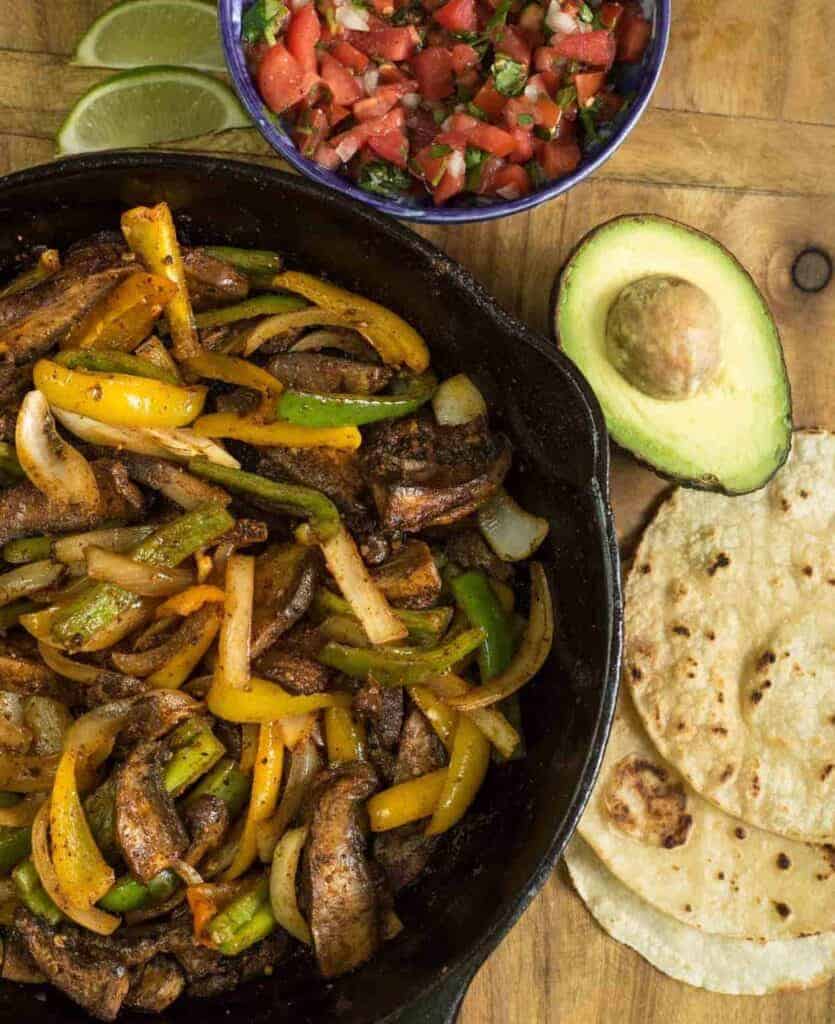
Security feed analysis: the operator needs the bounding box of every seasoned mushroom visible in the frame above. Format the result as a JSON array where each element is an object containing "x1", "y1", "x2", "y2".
[
  {"x1": 124, "y1": 957, "x2": 185, "y2": 1013},
  {"x1": 258, "y1": 446, "x2": 370, "y2": 521},
  {"x1": 268, "y1": 352, "x2": 394, "y2": 394},
  {"x1": 183, "y1": 794, "x2": 229, "y2": 865},
  {"x1": 251, "y1": 543, "x2": 322, "y2": 658},
  {"x1": 606, "y1": 275, "x2": 721, "y2": 400},
  {"x1": 117, "y1": 690, "x2": 201, "y2": 748},
  {"x1": 118, "y1": 454, "x2": 231, "y2": 510},
  {"x1": 371, "y1": 540, "x2": 443, "y2": 608},
  {"x1": 14, "y1": 908, "x2": 131, "y2": 1022},
  {"x1": 182, "y1": 249, "x2": 249, "y2": 311},
  {"x1": 303, "y1": 762, "x2": 381, "y2": 978}
]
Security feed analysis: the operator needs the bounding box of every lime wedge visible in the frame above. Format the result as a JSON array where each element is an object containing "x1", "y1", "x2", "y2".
[
  {"x1": 57, "y1": 66, "x2": 251, "y2": 155},
  {"x1": 74, "y1": 0, "x2": 225, "y2": 72}
]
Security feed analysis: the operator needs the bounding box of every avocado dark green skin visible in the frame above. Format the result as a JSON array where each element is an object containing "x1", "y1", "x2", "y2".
[{"x1": 549, "y1": 214, "x2": 793, "y2": 496}]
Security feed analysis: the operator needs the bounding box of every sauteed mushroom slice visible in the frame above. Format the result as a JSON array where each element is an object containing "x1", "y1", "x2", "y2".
[
  {"x1": 118, "y1": 453, "x2": 231, "y2": 510},
  {"x1": 124, "y1": 956, "x2": 185, "y2": 1014},
  {"x1": 257, "y1": 446, "x2": 369, "y2": 521},
  {"x1": 250, "y1": 543, "x2": 322, "y2": 659},
  {"x1": 182, "y1": 250, "x2": 249, "y2": 312},
  {"x1": 267, "y1": 352, "x2": 394, "y2": 395}
]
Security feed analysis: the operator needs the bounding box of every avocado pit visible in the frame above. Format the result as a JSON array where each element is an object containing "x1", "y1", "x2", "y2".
[{"x1": 605, "y1": 275, "x2": 721, "y2": 401}]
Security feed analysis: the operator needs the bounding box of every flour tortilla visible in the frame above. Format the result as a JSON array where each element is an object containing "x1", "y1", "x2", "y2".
[
  {"x1": 625, "y1": 430, "x2": 835, "y2": 841},
  {"x1": 565, "y1": 836, "x2": 835, "y2": 995},
  {"x1": 578, "y1": 690, "x2": 835, "y2": 939}
]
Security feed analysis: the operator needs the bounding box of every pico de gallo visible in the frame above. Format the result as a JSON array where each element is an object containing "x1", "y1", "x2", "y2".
[{"x1": 243, "y1": 0, "x2": 652, "y2": 206}]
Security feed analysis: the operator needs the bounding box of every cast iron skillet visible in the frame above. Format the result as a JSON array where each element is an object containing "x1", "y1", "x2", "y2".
[{"x1": 0, "y1": 152, "x2": 622, "y2": 1024}]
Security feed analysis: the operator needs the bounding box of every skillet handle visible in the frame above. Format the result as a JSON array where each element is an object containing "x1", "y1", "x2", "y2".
[{"x1": 393, "y1": 963, "x2": 479, "y2": 1024}]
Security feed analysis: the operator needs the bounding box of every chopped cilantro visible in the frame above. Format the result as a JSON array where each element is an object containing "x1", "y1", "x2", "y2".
[
  {"x1": 534, "y1": 124, "x2": 553, "y2": 141},
  {"x1": 517, "y1": 112, "x2": 534, "y2": 126},
  {"x1": 429, "y1": 143, "x2": 453, "y2": 158},
  {"x1": 555, "y1": 84, "x2": 577, "y2": 108},
  {"x1": 485, "y1": 0, "x2": 513, "y2": 33},
  {"x1": 492, "y1": 55, "x2": 527, "y2": 97},
  {"x1": 466, "y1": 102, "x2": 487, "y2": 121},
  {"x1": 526, "y1": 160, "x2": 546, "y2": 188},
  {"x1": 464, "y1": 146, "x2": 489, "y2": 190},
  {"x1": 578, "y1": 2, "x2": 595, "y2": 23},
  {"x1": 432, "y1": 107, "x2": 448, "y2": 125},
  {"x1": 579, "y1": 105, "x2": 599, "y2": 144},
  {"x1": 357, "y1": 160, "x2": 412, "y2": 199},
  {"x1": 242, "y1": 0, "x2": 286, "y2": 45},
  {"x1": 391, "y1": 0, "x2": 422, "y2": 24}
]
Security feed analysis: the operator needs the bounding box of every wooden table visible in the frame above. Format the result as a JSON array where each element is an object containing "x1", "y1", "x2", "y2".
[{"x1": 1, "y1": 2, "x2": 833, "y2": 1021}]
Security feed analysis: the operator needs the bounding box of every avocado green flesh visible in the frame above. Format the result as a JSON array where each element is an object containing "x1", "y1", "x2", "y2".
[{"x1": 556, "y1": 216, "x2": 792, "y2": 494}]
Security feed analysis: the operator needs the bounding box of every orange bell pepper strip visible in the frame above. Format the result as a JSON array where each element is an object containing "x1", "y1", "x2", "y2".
[
  {"x1": 425, "y1": 715, "x2": 490, "y2": 836},
  {"x1": 224, "y1": 722, "x2": 284, "y2": 880},
  {"x1": 368, "y1": 769, "x2": 448, "y2": 832},
  {"x1": 270, "y1": 271, "x2": 430, "y2": 373},
  {"x1": 121, "y1": 203, "x2": 200, "y2": 361},
  {"x1": 62, "y1": 272, "x2": 177, "y2": 351},
  {"x1": 324, "y1": 707, "x2": 366, "y2": 765}
]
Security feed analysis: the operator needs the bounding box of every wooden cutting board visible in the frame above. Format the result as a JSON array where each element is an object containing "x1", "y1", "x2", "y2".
[{"x1": 0, "y1": 2, "x2": 833, "y2": 1021}]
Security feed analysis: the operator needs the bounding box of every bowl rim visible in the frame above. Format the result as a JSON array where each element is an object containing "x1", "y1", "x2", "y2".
[
  {"x1": 218, "y1": 0, "x2": 672, "y2": 224},
  {"x1": 0, "y1": 150, "x2": 624, "y2": 1019}
]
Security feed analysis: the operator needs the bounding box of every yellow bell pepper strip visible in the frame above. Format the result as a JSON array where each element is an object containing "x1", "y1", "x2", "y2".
[
  {"x1": 2, "y1": 536, "x2": 52, "y2": 564},
  {"x1": 324, "y1": 707, "x2": 366, "y2": 765},
  {"x1": 202, "y1": 246, "x2": 283, "y2": 280},
  {"x1": 224, "y1": 722, "x2": 284, "y2": 881},
  {"x1": 183, "y1": 353, "x2": 284, "y2": 419},
  {"x1": 191, "y1": 411, "x2": 360, "y2": 450},
  {"x1": 368, "y1": 769, "x2": 448, "y2": 832},
  {"x1": 271, "y1": 271, "x2": 430, "y2": 373},
  {"x1": 424, "y1": 674, "x2": 521, "y2": 760},
  {"x1": 33, "y1": 359, "x2": 207, "y2": 430},
  {"x1": 55, "y1": 348, "x2": 180, "y2": 385},
  {"x1": 12, "y1": 856, "x2": 63, "y2": 925},
  {"x1": 209, "y1": 675, "x2": 351, "y2": 723},
  {"x1": 63, "y1": 272, "x2": 178, "y2": 351},
  {"x1": 154, "y1": 583, "x2": 225, "y2": 619},
  {"x1": 407, "y1": 686, "x2": 457, "y2": 754},
  {"x1": 121, "y1": 203, "x2": 200, "y2": 361},
  {"x1": 314, "y1": 589, "x2": 453, "y2": 644},
  {"x1": 194, "y1": 293, "x2": 306, "y2": 330},
  {"x1": 239, "y1": 723, "x2": 258, "y2": 773},
  {"x1": 0, "y1": 249, "x2": 60, "y2": 299},
  {"x1": 316, "y1": 626, "x2": 485, "y2": 687},
  {"x1": 146, "y1": 606, "x2": 221, "y2": 690},
  {"x1": 426, "y1": 715, "x2": 490, "y2": 836},
  {"x1": 256, "y1": 737, "x2": 320, "y2": 862},
  {"x1": 445, "y1": 563, "x2": 554, "y2": 711},
  {"x1": 276, "y1": 372, "x2": 437, "y2": 428},
  {"x1": 0, "y1": 441, "x2": 24, "y2": 482},
  {"x1": 187, "y1": 459, "x2": 340, "y2": 543},
  {"x1": 450, "y1": 570, "x2": 516, "y2": 682},
  {"x1": 46, "y1": 504, "x2": 234, "y2": 651},
  {"x1": 269, "y1": 825, "x2": 311, "y2": 943}
]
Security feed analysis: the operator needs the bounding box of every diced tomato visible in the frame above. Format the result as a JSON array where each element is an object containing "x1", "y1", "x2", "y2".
[
  {"x1": 502, "y1": 98, "x2": 532, "y2": 130},
  {"x1": 472, "y1": 78, "x2": 507, "y2": 119},
  {"x1": 411, "y1": 47, "x2": 455, "y2": 100},
  {"x1": 377, "y1": 62, "x2": 413, "y2": 85},
  {"x1": 361, "y1": 105, "x2": 408, "y2": 137},
  {"x1": 433, "y1": 0, "x2": 478, "y2": 32},
  {"x1": 368, "y1": 129, "x2": 410, "y2": 167},
  {"x1": 517, "y1": 3, "x2": 543, "y2": 32},
  {"x1": 561, "y1": 0, "x2": 580, "y2": 14},
  {"x1": 491, "y1": 163, "x2": 531, "y2": 198},
  {"x1": 346, "y1": 27, "x2": 420, "y2": 61},
  {"x1": 534, "y1": 95, "x2": 561, "y2": 132},
  {"x1": 617, "y1": 8, "x2": 651, "y2": 62},
  {"x1": 433, "y1": 163, "x2": 466, "y2": 205},
  {"x1": 330, "y1": 40, "x2": 370, "y2": 73},
  {"x1": 533, "y1": 46, "x2": 560, "y2": 73},
  {"x1": 257, "y1": 44, "x2": 307, "y2": 113},
  {"x1": 413, "y1": 144, "x2": 450, "y2": 188},
  {"x1": 539, "y1": 140, "x2": 582, "y2": 179},
  {"x1": 325, "y1": 101, "x2": 352, "y2": 127},
  {"x1": 526, "y1": 71, "x2": 556, "y2": 97},
  {"x1": 599, "y1": 2, "x2": 624, "y2": 28},
  {"x1": 574, "y1": 70, "x2": 607, "y2": 106},
  {"x1": 313, "y1": 143, "x2": 341, "y2": 170},
  {"x1": 352, "y1": 84, "x2": 407, "y2": 121},
  {"x1": 553, "y1": 30, "x2": 616, "y2": 69},
  {"x1": 451, "y1": 43, "x2": 480, "y2": 74},
  {"x1": 468, "y1": 123, "x2": 516, "y2": 157},
  {"x1": 495, "y1": 26, "x2": 531, "y2": 66},
  {"x1": 370, "y1": 0, "x2": 395, "y2": 15},
  {"x1": 286, "y1": 6, "x2": 321, "y2": 76},
  {"x1": 475, "y1": 155, "x2": 504, "y2": 195},
  {"x1": 508, "y1": 126, "x2": 534, "y2": 163},
  {"x1": 434, "y1": 129, "x2": 470, "y2": 150},
  {"x1": 293, "y1": 107, "x2": 329, "y2": 157},
  {"x1": 319, "y1": 52, "x2": 363, "y2": 105},
  {"x1": 445, "y1": 112, "x2": 480, "y2": 134}
]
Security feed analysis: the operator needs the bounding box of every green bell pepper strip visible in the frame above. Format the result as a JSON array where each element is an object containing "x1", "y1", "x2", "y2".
[
  {"x1": 202, "y1": 247, "x2": 283, "y2": 279},
  {"x1": 188, "y1": 460, "x2": 340, "y2": 544},
  {"x1": 219, "y1": 901, "x2": 277, "y2": 956},
  {"x1": 185, "y1": 758, "x2": 252, "y2": 820},
  {"x1": 450, "y1": 570, "x2": 516, "y2": 682},
  {"x1": 208, "y1": 878, "x2": 269, "y2": 947},
  {"x1": 313, "y1": 588, "x2": 453, "y2": 644},
  {"x1": 0, "y1": 599, "x2": 36, "y2": 629},
  {"x1": 0, "y1": 826, "x2": 31, "y2": 875},
  {"x1": 0, "y1": 442, "x2": 23, "y2": 482},
  {"x1": 163, "y1": 721, "x2": 225, "y2": 797},
  {"x1": 54, "y1": 349, "x2": 179, "y2": 385},
  {"x1": 2, "y1": 537, "x2": 52, "y2": 564},
  {"x1": 194, "y1": 294, "x2": 307, "y2": 330},
  {"x1": 317, "y1": 626, "x2": 486, "y2": 686},
  {"x1": 12, "y1": 859, "x2": 63, "y2": 926},
  {"x1": 0, "y1": 792, "x2": 21, "y2": 809},
  {"x1": 49, "y1": 503, "x2": 234, "y2": 650},
  {"x1": 276, "y1": 373, "x2": 437, "y2": 429}
]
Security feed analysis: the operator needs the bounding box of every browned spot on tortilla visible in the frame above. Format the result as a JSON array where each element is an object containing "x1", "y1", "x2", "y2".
[
  {"x1": 824, "y1": 846, "x2": 835, "y2": 873},
  {"x1": 717, "y1": 692, "x2": 725, "y2": 704},
  {"x1": 640, "y1": 563, "x2": 651, "y2": 574},
  {"x1": 684, "y1": 903, "x2": 692, "y2": 912},
  {"x1": 777, "y1": 853, "x2": 791, "y2": 870},
  {"x1": 603, "y1": 754, "x2": 692, "y2": 849},
  {"x1": 761, "y1": 679, "x2": 772, "y2": 690},
  {"x1": 829, "y1": 579, "x2": 835, "y2": 586},
  {"x1": 803, "y1": 565, "x2": 814, "y2": 577},
  {"x1": 717, "y1": 871, "x2": 725, "y2": 880},
  {"x1": 781, "y1": 498, "x2": 791, "y2": 511},
  {"x1": 750, "y1": 690, "x2": 763, "y2": 704},
  {"x1": 757, "y1": 650, "x2": 776, "y2": 670},
  {"x1": 677, "y1": 720, "x2": 686, "y2": 731},
  {"x1": 672, "y1": 625, "x2": 690, "y2": 637},
  {"x1": 734, "y1": 827, "x2": 746, "y2": 839},
  {"x1": 751, "y1": 774, "x2": 761, "y2": 796},
  {"x1": 630, "y1": 665, "x2": 642, "y2": 682},
  {"x1": 711, "y1": 725, "x2": 728, "y2": 736},
  {"x1": 707, "y1": 553, "x2": 730, "y2": 575},
  {"x1": 800, "y1": 489, "x2": 809, "y2": 498},
  {"x1": 774, "y1": 902, "x2": 791, "y2": 919},
  {"x1": 705, "y1": 630, "x2": 716, "y2": 641},
  {"x1": 719, "y1": 764, "x2": 734, "y2": 782},
  {"x1": 822, "y1": 764, "x2": 834, "y2": 781}
]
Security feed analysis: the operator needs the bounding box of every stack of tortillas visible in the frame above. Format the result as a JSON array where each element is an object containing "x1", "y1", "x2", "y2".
[{"x1": 566, "y1": 430, "x2": 835, "y2": 994}]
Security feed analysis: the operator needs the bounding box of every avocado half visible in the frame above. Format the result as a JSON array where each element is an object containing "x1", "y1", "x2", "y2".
[{"x1": 553, "y1": 215, "x2": 793, "y2": 494}]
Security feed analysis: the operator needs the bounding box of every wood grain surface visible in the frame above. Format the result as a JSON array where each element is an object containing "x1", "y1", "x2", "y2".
[{"x1": 0, "y1": 2, "x2": 833, "y2": 1021}]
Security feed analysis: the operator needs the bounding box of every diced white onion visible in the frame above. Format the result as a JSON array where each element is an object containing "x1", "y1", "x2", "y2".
[
  {"x1": 335, "y1": 4, "x2": 369, "y2": 29},
  {"x1": 432, "y1": 373, "x2": 487, "y2": 426},
  {"x1": 402, "y1": 92, "x2": 420, "y2": 110},
  {"x1": 524, "y1": 82, "x2": 540, "y2": 101},
  {"x1": 447, "y1": 150, "x2": 466, "y2": 178},
  {"x1": 546, "y1": 3, "x2": 577, "y2": 33},
  {"x1": 477, "y1": 490, "x2": 550, "y2": 561},
  {"x1": 496, "y1": 185, "x2": 521, "y2": 200},
  {"x1": 335, "y1": 138, "x2": 360, "y2": 163},
  {"x1": 363, "y1": 68, "x2": 380, "y2": 94}
]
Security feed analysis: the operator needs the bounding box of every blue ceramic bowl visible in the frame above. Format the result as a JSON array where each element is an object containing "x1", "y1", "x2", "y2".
[{"x1": 219, "y1": 0, "x2": 670, "y2": 223}]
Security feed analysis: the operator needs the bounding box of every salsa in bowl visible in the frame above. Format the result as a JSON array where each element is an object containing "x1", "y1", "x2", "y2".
[{"x1": 220, "y1": 0, "x2": 670, "y2": 221}]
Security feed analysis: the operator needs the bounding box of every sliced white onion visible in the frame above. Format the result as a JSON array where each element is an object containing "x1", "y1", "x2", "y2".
[
  {"x1": 524, "y1": 82, "x2": 541, "y2": 101},
  {"x1": 477, "y1": 489, "x2": 550, "y2": 561},
  {"x1": 432, "y1": 373, "x2": 487, "y2": 426},
  {"x1": 447, "y1": 150, "x2": 466, "y2": 178},
  {"x1": 38, "y1": 641, "x2": 101, "y2": 685},
  {"x1": 288, "y1": 329, "x2": 374, "y2": 360},
  {"x1": 52, "y1": 525, "x2": 156, "y2": 566},
  {"x1": 269, "y1": 826, "x2": 312, "y2": 944},
  {"x1": 16, "y1": 391, "x2": 100, "y2": 511},
  {"x1": 363, "y1": 68, "x2": 380, "y2": 94},
  {"x1": 52, "y1": 407, "x2": 239, "y2": 469},
  {"x1": 401, "y1": 92, "x2": 421, "y2": 110},
  {"x1": 216, "y1": 554, "x2": 254, "y2": 691},
  {"x1": 85, "y1": 547, "x2": 194, "y2": 597},
  {"x1": 0, "y1": 560, "x2": 63, "y2": 608},
  {"x1": 546, "y1": 4, "x2": 577, "y2": 33},
  {"x1": 335, "y1": 3, "x2": 369, "y2": 29}
]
